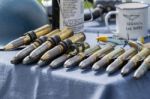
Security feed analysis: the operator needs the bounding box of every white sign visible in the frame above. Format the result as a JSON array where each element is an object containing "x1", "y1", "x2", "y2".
[{"x1": 60, "y1": 0, "x2": 84, "y2": 33}]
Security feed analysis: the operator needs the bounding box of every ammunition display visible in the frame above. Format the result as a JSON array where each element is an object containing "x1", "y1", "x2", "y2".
[
  {"x1": 4, "y1": 24, "x2": 52, "y2": 50},
  {"x1": 3, "y1": 23, "x2": 149, "y2": 80},
  {"x1": 121, "y1": 48, "x2": 150, "y2": 76},
  {"x1": 92, "y1": 47, "x2": 125, "y2": 71},
  {"x1": 49, "y1": 42, "x2": 90, "y2": 68},
  {"x1": 38, "y1": 33, "x2": 86, "y2": 66},
  {"x1": 22, "y1": 27, "x2": 73, "y2": 64},
  {"x1": 79, "y1": 43, "x2": 115, "y2": 69},
  {"x1": 133, "y1": 55, "x2": 150, "y2": 79},
  {"x1": 64, "y1": 45, "x2": 101, "y2": 68},
  {"x1": 11, "y1": 29, "x2": 61, "y2": 64},
  {"x1": 106, "y1": 48, "x2": 138, "y2": 74}
]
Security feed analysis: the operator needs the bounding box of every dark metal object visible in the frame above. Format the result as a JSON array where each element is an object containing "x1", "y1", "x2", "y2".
[{"x1": 52, "y1": 0, "x2": 60, "y2": 29}]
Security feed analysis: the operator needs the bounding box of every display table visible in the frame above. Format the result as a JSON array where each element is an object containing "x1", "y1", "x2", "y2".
[{"x1": 0, "y1": 22, "x2": 150, "y2": 99}]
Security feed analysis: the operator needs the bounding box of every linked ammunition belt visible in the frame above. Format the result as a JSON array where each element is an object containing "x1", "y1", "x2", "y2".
[
  {"x1": 35, "y1": 36, "x2": 48, "y2": 45},
  {"x1": 24, "y1": 31, "x2": 37, "y2": 42},
  {"x1": 47, "y1": 35, "x2": 61, "y2": 46},
  {"x1": 69, "y1": 42, "x2": 86, "y2": 56},
  {"x1": 60, "y1": 39, "x2": 73, "y2": 51}
]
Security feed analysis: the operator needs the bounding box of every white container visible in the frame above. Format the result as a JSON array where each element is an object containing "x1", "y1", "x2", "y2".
[
  {"x1": 105, "y1": 3, "x2": 149, "y2": 39},
  {"x1": 60, "y1": 0, "x2": 84, "y2": 33},
  {"x1": 132, "y1": 0, "x2": 150, "y2": 30}
]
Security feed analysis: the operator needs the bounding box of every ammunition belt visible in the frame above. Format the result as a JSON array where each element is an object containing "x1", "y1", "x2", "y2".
[
  {"x1": 69, "y1": 42, "x2": 86, "y2": 55},
  {"x1": 47, "y1": 35, "x2": 61, "y2": 46},
  {"x1": 60, "y1": 39, "x2": 72, "y2": 51},
  {"x1": 25, "y1": 31, "x2": 37, "y2": 42},
  {"x1": 36, "y1": 36, "x2": 48, "y2": 44}
]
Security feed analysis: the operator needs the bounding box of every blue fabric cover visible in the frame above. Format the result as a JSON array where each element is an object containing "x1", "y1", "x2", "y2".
[
  {"x1": 0, "y1": 30, "x2": 150, "y2": 99},
  {"x1": 0, "y1": 0, "x2": 49, "y2": 45}
]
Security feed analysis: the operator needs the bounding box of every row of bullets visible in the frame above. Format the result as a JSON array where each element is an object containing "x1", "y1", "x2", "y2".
[
  {"x1": 64, "y1": 42, "x2": 150, "y2": 79},
  {"x1": 4, "y1": 24, "x2": 150, "y2": 79},
  {"x1": 4, "y1": 24, "x2": 89, "y2": 67}
]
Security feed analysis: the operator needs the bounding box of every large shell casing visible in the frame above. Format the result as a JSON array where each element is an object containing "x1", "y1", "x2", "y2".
[
  {"x1": 4, "y1": 24, "x2": 52, "y2": 50},
  {"x1": 92, "y1": 47, "x2": 125, "y2": 70},
  {"x1": 34, "y1": 24, "x2": 52, "y2": 38},
  {"x1": 106, "y1": 48, "x2": 138, "y2": 74},
  {"x1": 133, "y1": 55, "x2": 150, "y2": 79},
  {"x1": 121, "y1": 47, "x2": 150, "y2": 76},
  {"x1": 79, "y1": 44, "x2": 115, "y2": 69}
]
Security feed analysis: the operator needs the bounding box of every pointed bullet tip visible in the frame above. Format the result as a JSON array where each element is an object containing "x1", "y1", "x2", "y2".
[
  {"x1": 121, "y1": 70, "x2": 128, "y2": 76},
  {"x1": 11, "y1": 58, "x2": 20, "y2": 64},
  {"x1": 64, "y1": 61, "x2": 72, "y2": 68},
  {"x1": 38, "y1": 60, "x2": 47, "y2": 67},
  {"x1": 121, "y1": 62, "x2": 134, "y2": 76},
  {"x1": 50, "y1": 62, "x2": 58, "y2": 68},
  {"x1": 106, "y1": 68, "x2": 112, "y2": 74},
  {"x1": 92, "y1": 64, "x2": 100, "y2": 71},
  {"x1": 79, "y1": 62, "x2": 86, "y2": 69},
  {"x1": 133, "y1": 75, "x2": 139, "y2": 80},
  {"x1": 106, "y1": 65, "x2": 114, "y2": 74},
  {"x1": 23, "y1": 56, "x2": 32, "y2": 65}
]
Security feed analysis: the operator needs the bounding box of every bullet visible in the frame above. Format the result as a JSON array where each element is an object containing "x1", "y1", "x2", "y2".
[
  {"x1": 92, "y1": 47, "x2": 125, "y2": 71},
  {"x1": 121, "y1": 48, "x2": 150, "y2": 76},
  {"x1": 11, "y1": 29, "x2": 61, "y2": 64},
  {"x1": 49, "y1": 42, "x2": 90, "y2": 68},
  {"x1": 23, "y1": 27, "x2": 73, "y2": 64},
  {"x1": 106, "y1": 48, "x2": 138, "y2": 74},
  {"x1": 38, "y1": 33, "x2": 86, "y2": 66},
  {"x1": 133, "y1": 55, "x2": 150, "y2": 79},
  {"x1": 4, "y1": 24, "x2": 52, "y2": 50},
  {"x1": 64, "y1": 45, "x2": 101, "y2": 68},
  {"x1": 79, "y1": 43, "x2": 115, "y2": 69}
]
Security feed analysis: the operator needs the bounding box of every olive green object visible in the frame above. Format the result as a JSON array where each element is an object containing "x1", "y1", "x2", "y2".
[
  {"x1": 92, "y1": 47, "x2": 125, "y2": 71},
  {"x1": 64, "y1": 45, "x2": 101, "y2": 68},
  {"x1": 38, "y1": 33, "x2": 86, "y2": 66},
  {"x1": 121, "y1": 47, "x2": 150, "y2": 76},
  {"x1": 4, "y1": 24, "x2": 52, "y2": 51},
  {"x1": 79, "y1": 43, "x2": 115, "y2": 69},
  {"x1": 49, "y1": 42, "x2": 90, "y2": 69},
  {"x1": 133, "y1": 55, "x2": 150, "y2": 79}
]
